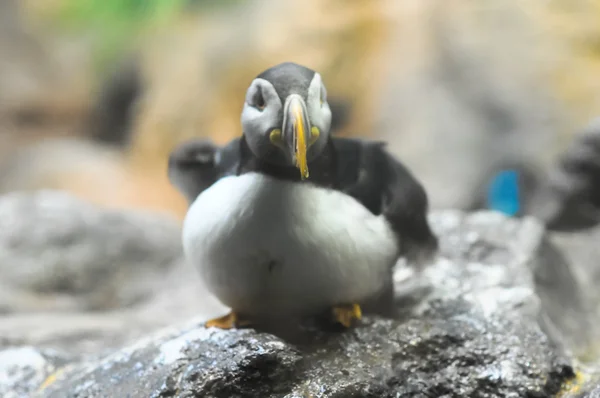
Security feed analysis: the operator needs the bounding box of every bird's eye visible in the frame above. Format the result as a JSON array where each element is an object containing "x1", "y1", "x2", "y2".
[{"x1": 252, "y1": 89, "x2": 266, "y2": 111}]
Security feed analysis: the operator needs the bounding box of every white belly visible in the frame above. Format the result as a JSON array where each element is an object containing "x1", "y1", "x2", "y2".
[{"x1": 182, "y1": 172, "x2": 399, "y2": 317}]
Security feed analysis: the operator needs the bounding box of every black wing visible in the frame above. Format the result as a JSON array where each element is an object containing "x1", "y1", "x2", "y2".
[
  {"x1": 215, "y1": 137, "x2": 244, "y2": 178},
  {"x1": 168, "y1": 137, "x2": 243, "y2": 203},
  {"x1": 333, "y1": 138, "x2": 438, "y2": 266}
]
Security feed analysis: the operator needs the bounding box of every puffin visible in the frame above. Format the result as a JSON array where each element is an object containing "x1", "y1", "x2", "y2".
[{"x1": 169, "y1": 62, "x2": 438, "y2": 329}]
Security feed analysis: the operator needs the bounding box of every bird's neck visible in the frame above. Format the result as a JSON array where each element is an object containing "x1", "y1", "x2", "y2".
[{"x1": 237, "y1": 135, "x2": 338, "y2": 189}]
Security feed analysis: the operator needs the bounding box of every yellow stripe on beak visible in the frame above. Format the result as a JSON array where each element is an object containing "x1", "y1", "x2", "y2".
[{"x1": 291, "y1": 100, "x2": 309, "y2": 179}]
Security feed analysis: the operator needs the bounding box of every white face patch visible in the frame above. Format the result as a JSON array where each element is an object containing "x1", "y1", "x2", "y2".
[
  {"x1": 243, "y1": 78, "x2": 282, "y2": 117},
  {"x1": 240, "y1": 79, "x2": 283, "y2": 158},
  {"x1": 306, "y1": 73, "x2": 331, "y2": 132},
  {"x1": 305, "y1": 73, "x2": 332, "y2": 156},
  {"x1": 241, "y1": 79, "x2": 282, "y2": 131},
  {"x1": 239, "y1": 73, "x2": 333, "y2": 161}
]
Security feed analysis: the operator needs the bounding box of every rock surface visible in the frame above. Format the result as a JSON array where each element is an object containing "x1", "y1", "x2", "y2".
[
  {"x1": 0, "y1": 347, "x2": 70, "y2": 398},
  {"x1": 0, "y1": 191, "x2": 226, "y2": 357},
  {"x1": 548, "y1": 224, "x2": 600, "y2": 366},
  {"x1": 579, "y1": 384, "x2": 600, "y2": 398},
  {"x1": 0, "y1": 190, "x2": 183, "y2": 313},
  {"x1": 5, "y1": 210, "x2": 586, "y2": 398}
]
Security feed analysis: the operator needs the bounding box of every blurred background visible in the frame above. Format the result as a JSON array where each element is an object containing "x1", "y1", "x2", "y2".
[{"x1": 1, "y1": 0, "x2": 600, "y2": 220}]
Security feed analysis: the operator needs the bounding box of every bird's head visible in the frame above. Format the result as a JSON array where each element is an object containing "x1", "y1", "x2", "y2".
[{"x1": 240, "y1": 62, "x2": 332, "y2": 180}]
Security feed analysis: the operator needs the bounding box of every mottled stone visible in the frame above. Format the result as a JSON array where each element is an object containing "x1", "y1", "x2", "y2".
[
  {"x1": 31, "y1": 211, "x2": 579, "y2": 397},
  {"x1": 0, "y1": 347, "x2": 70, "y2": 398},
  {"x1": 0, "y1": 190, "x2": 183, "y2": 313}
]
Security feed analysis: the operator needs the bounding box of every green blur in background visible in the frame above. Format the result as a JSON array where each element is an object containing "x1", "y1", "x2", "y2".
[{"x1": 49, "y1": 0, "x2": 241, "y2": 73}]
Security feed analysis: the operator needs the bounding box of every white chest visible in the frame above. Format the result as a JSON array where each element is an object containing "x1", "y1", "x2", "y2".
[{"x1": 182, "y1": 172, "x2": 399, "y2": 316}]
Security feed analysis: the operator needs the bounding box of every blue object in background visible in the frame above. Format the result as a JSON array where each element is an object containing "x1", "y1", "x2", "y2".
[{"x1": 486, "y1": 169, "x2": 520, "y2": 216}]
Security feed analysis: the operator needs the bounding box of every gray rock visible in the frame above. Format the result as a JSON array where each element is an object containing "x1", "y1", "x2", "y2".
[
  {"x1": 548, "y1": 225, "x2": 600, "y2": 361},
  {"x1": 0, "y1": 226, "x2": 226, "y2": 357},
  {"x1": 579, "y1": 384, "x2": 600, "y2": 398},
  {"x1": 0, "y1": 190, "x2": 183, "y2": 313},
  {"x1": 0, "y1": 263, "x2": 228, "y2": 357},
  {"x1": 30, "y1": 211, "x2": 581, "y2": 397},
  {"x1": 0, "y1": 346, "x2": 70, "y2": 398}
]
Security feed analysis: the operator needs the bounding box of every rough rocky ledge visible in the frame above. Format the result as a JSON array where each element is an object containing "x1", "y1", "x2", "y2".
[
  {"x1": 0, "y1": 190, "x2": 183, "y2": 314},
  {"x1": 0, "y1": 192, "x2": 597, "y2": 397}
]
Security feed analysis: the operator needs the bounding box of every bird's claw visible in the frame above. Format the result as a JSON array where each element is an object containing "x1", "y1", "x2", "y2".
[
  {"x1": 332, "y1": 303, "x2": 362, "y2": 327},
  {"x1": 205, "y1": 312, "x2": 252, "y2": 329}
]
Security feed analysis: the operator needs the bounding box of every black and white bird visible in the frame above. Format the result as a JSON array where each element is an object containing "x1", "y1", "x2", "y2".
[{"x1": 168, "y1": 62, "x2": 438, "y2": 329}]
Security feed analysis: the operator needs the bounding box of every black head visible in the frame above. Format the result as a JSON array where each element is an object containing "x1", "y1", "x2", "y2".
[
  {"x1": 168, "y1": 139, "x2": 219, "y2": 202},
  {"x1": 240, "y1": 62, "x2": 332, "y2": 180}
]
